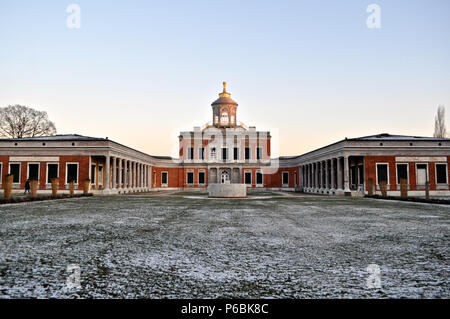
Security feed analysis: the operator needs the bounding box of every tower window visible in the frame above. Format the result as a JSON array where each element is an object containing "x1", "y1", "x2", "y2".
[{"x1": 221, "y1": 112, "x2": 229, "y2": 124}]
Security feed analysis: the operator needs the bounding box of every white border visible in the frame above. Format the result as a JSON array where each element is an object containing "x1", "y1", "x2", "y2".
[
  {"x1": 8, "y1": 162, "x2": 21, "y2": 184},
  {"x1": 46, "y1": 163, "x2": 59, "y2": 184},
  {"x1": 65, "y1": 162, "x2": 79, "y2": 185},
  {"x1": 161, "y1": 171, "x2": 168, "y2": 187},
  {"x1": 244, "y1": 170, "x2": 252, "y2": 185},
  {"x1": 375, "y1": 163, "x2": 389, "y2": 186},
  {"x1": 282, "y1": 171, "x2": 289, "y2": 187},
  {"x1": 435, "y1": 163, "x2": 448, "y2": 184},
  {"x1": 396, "y1": 163, "x2": 409, "y2": 185},
  {"x1": 186, "y1": 170, "x2": 194, "y2": 186},
  {"x1": 27, "y1": 162, "x2": 40, "y2": 181},
  {"x1": 415, "y1": 163, "x2": 429, "y2": 186},
  {"x1": 256, "y1": 170, "x2": 263, "y2": 187}
]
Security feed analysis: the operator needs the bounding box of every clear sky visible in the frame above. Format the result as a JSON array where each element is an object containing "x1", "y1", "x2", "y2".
[{"x1": 1, "y1": 0, "x2": 449, "y2": 156}]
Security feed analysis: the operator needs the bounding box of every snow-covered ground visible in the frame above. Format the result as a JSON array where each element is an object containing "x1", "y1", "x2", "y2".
[{"x1": 0, "y1": 193, "x2": 448, "y2": 298}]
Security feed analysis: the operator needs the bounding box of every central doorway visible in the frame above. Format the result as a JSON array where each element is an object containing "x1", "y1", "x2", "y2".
[{"x1": 221, "y1": 171, "x2": 230, "y2": 184}]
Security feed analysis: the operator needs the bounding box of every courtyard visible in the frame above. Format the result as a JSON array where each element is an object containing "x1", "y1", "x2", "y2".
[{"x1": 0, "y1": 192, "x2": 448, "y2": 298}]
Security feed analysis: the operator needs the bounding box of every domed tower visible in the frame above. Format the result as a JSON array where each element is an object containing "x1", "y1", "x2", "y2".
[{"x1": 211, "y1": 82, "x2": 238, "y2": 127}]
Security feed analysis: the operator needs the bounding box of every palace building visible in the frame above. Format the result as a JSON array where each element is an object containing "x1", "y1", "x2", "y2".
[{"x1": 1, "y1": 83, "x2": 450, "y2": 197}]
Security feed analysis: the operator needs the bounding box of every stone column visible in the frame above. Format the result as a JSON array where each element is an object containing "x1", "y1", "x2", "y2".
[
  {"x1": 309, "y1": 164, "x2": 312, "y2": 188},
  {"x1": 128, "y1": 160, "x2": 132, "y2": 189},
  {"x1": 344, "y1": 156, "x2": 350, "y2": 193},
  {"x1": 315, "y1": 162, "x2": 318, "y2": 189},
  {"x1": 319, "y1": 161, "x2": 323, "y2": 189},
  {"x1": 132, "y1": 162, "x2": 136, "y2": 189},
  {"x1": 104, "y1": 156, "x2": 110, "y2": 190},
  {"x1": 307, "y1": 164, "x2": 311, "y2": 188},
  {"x1": 112, "y1": 157, "x2": 116, "y2": 189},
  {"x1": 337, "y1": 157, "x2": 343, "y2": 190},
  {"x1": 123, "y1": 160, "x2": 127, "y2": 188},
  {"x1": 137, "y1": 163, "x2": 140, "y2": 188},
  {"x1": 325, "y1": 160, "x2": 329, "y2": 190},
  {"x1": 118, "y1": 158, "x2": 122, "y2": 189},
  {"x1": 330, "y1": 158, "x2": 335, "y2": 190}
]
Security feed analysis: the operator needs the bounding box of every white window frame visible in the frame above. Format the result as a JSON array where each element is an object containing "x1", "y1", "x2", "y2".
[
  {"x1": 46, "y1": 162, "x2": 59, "y2": 184},
  {"x1": 65, "y1": 162, "x2": 79, "y2": 185},
  {"x1": 161, "y1": 171, "x2": 168, "y2": 187},
  {"x1": 396, "y1": 163, "x2": 409, "y2": 186},
  {"x1": 27, "y1": 162, "x2": 40, "y2": 181},
  {"x1": 187, "y1": 147, "x2": 194, "y2": 160},
  {"x1": 256, "y1": 170, "x2": 264, "y2": 187},
  {"x1": 186, "y1": 171, "x2": 194, "y2": 186},
  {"x1": 257, "y1": 147, "x2": 263, "y2": 160},
  {"x1": 90, "y1": 163, "x2": 96, "y2": 185},
  {"x1": 415, "y1": 163, "x2": 429, "y2": 186},
  {"x1": 244, "y1": 170, "x2": 252, "y2": 185},
  {"x1": 221, "y1": 147, "x2": 228, "y2": 162},
  {"x1": 233, "y1": 147, "x2": 239, "y2": 161},
  {"x1": 245, "y1": 147, "x2": 251, "y2": 160},
  {"x1": 210, "y1": 147, "x2": 216, "y2": 161},
  {"x1": 198, "y1": 147, "x2": 205, "y2": 160},
  {"x1": 0, "y1": 162, "x2": 2, "y2": 187},
  {"x1": 435, "y1": 162, "x2": 448, "y2": 185},
  {"x1": 98, "y1": 164, "x2": 104, "y2": 186},
  {"x1": 221, "y1": 112, "x2": 229, "y2": 125},
  {"x1": 198, "y1": 170, "x2": 206, "y2": 185},
  {"x1": 375, "y1": 163, "x2": 389, "y2": 186},
  {"x1": 8, "y1": 162, "x2": 21, "y2": 184},
  {"x1": 282, "y1": 171, "x2": 289, "y2": 187}
]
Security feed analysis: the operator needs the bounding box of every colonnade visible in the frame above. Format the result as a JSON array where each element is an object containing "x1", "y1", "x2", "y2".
[
  {"x1": 299, "y1": 156, "x2": 351, "y2": 194},
  {"x1": 104, "y1": 156, "x2": 152, "y2": 192}
]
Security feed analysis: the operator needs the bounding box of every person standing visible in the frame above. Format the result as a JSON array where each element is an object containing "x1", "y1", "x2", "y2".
[{"x1": 24, "y1": 179, "x2": 31, "y2": 195}]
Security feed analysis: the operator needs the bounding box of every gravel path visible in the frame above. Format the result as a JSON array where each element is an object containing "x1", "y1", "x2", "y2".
[{"x1": 0, "y1": 194, "x2": 448, "y2": 298}]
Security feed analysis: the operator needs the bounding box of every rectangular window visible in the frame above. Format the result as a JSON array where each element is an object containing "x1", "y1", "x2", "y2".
[
  {"x1": 161, "y1": 172, "x2": 168, "y2": 185},
  {"x1": 282, "y1": 172, "x2": 289, "y2": 185},
  {"x1": 28, "y1": 163, "x2": 39, "y2": 180},
  {"x1": 233, "y1": 147, "x2": 239, "y2": 160},
  {"x1": 256, "y1": 172, "x2": 263, "y2": 185},
  {"x1": 436, "y1": 164, "x2": 448, "y2": 184},
  {"x1": 199, "y1": 147, "x2": 205, "y2": 160},
  {"x1": 66, "y1": 163, "x2": 78, "y2": 183},
  {"x1": 187, "y1": 172, "x2": 194, "y2": 185},
  {"x1": 244, "y1": 172, "x2": 252, "y2": 185},
  {"x1": 245, "y1": 147, "x2": 251, "y2": 160},
  {"x1": 47, "y1": 163, "x2": 59, "y2": 183},
  {"x1": 257, "y1": 147, "x2": 262, "y2": 160},
  {"x1": 9, "y1": 163, "x2": 20, "y2": 183},
  {"x1": 396, "y1": 164, "x2": 408, "y2": 184},
  {"x1": 187, "y1": 147, "x2": 194, "y2": 160},
  {"x1": 222, "y1": 148, "x2": 228, "y2": 161},
  {"x1": 0, "y1": 163, "x2": 2, "y2": 184},
  {"x1": 98, "y1": 165, "x2": 103, "y2": 185},
  {"x1": 198, "y1": 171, "x2": 205, "y2": 184},
  {"x1": 416, "y1": 164, "x2": 428, "y2": 185},
  {"x1": 376, "y1": 164, "x2": 388, "y2": 184},
  {"x1": 91, "y1": 164, "x2": 96, "y2": 184}
]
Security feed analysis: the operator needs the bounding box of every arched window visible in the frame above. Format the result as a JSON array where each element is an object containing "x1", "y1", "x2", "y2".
[
  {"x1": 214, "y1": 115, "x2": 219, "y2": 124},
  {"x1": 230, "y1": 115, "x2": 235, "y2": 124},
  {"x1": 221, "y1": 112, "x2": 229, "y2": 124}
]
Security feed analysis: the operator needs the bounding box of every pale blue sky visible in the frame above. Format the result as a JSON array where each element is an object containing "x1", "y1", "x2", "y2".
[{"x1": 1, "y1": 0, "x2": 449, "y2": 156}]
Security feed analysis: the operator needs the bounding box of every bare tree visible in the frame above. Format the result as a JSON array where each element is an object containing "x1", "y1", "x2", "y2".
[
  {"x1": 0, "y1": 105, "x2": 57, "y2": 139},
  {"x1": 433, "y1": 105, "x2": 447, "y2": 138}
]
